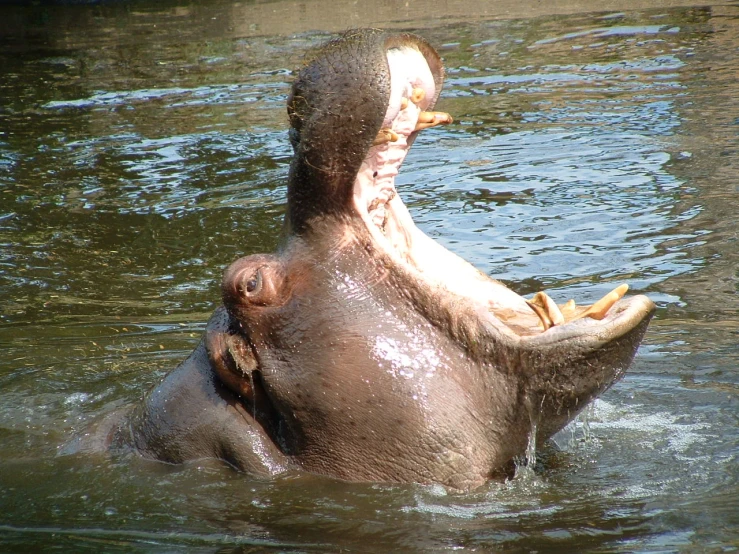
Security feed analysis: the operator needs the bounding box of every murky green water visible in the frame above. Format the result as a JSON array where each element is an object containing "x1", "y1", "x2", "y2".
[{"x1": 1, "y1": 1, "x2": 737, "y2": 552}]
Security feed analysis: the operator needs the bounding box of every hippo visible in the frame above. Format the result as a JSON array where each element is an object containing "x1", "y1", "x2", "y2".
[{"x1": 95, "y1": 29, "x2": 655, "y2": 490}]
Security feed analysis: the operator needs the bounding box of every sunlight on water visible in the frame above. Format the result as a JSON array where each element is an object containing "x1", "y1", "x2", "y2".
[{"x1": 0, "y1": 2, "x2": 737, "y2": 552}]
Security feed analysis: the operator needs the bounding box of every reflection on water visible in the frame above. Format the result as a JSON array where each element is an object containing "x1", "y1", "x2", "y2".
[{"x1": 0, "y1": 1, "x2": 736, "y2": 552}]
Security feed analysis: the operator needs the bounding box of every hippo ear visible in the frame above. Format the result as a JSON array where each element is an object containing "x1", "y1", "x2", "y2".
[{"x1": 222, "y1": 254, "x2": 288, "y2": 311}]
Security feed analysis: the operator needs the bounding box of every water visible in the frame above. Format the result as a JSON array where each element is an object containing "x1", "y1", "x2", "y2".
[{"x1": 1, "y1": 1, "x2": 737, "y2": 551}]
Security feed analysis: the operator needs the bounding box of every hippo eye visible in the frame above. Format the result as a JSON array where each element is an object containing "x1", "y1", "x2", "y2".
[
  {"x1": 372, "y1": 171, "x2": 378, "y2": 178},
  {"x1": 245, "y1": 270, "x2": 262, "y2": 295}
]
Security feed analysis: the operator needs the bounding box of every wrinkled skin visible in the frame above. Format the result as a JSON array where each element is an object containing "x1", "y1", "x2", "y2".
[{"x1": 92, "y1": 29, "x2": 655, "y2": 490}]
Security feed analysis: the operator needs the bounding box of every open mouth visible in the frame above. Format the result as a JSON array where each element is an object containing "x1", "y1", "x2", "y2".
[{"x1": 353, "y1": 45, "x2": 644, "y2": 340}]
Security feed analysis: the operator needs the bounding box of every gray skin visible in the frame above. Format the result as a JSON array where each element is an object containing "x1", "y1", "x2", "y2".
[{"x1": 100, "y1": 29, "x2": 656, "y2": 490}]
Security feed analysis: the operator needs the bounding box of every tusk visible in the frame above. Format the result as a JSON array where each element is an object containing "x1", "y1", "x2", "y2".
[
  {"x1": 400, "y1": 97, "x2": 409, "y2": 110},
  {"x1": 573, "y1": 284, "x2": 629, "y2": 321},
  {"x1": 373, "y1": 128, "x2": 399, "y2": 146},
  {"x1": 527, "y1": 300, "x2": 552, "y2": 330},
  {"x1": 540, "y1": 292, "x2": 565, "y2": 326},
  {"x1": 414, "y1": 111, "x2": 453, "y2": 131},
  {"x1": 527, "y1": 291, "x2": 565, "y2": 330}
]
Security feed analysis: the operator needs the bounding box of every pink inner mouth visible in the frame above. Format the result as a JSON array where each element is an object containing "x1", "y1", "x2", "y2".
[{"x1": 351, "y1": 45, "x2": 647, "y2": 341}]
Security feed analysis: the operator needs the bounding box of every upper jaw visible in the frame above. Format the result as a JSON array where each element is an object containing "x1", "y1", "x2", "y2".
[{"x1": 352, "y1": 42, "x2": 452, "y2": 262}]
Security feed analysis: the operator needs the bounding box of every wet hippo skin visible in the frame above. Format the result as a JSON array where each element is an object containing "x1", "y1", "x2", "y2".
[{"x1": 98, "y1": 29, "x2": 656, "y2": 490}]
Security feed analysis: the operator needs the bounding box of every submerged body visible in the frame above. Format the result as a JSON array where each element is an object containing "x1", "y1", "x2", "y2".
[{"x1": 92, "y1": 29, "x2": 654, "y2": 490}]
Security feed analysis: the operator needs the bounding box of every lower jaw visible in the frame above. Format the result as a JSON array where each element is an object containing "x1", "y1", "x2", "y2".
[{"x1": 358, "y1": 199, "x2": 640, "y2": 340}]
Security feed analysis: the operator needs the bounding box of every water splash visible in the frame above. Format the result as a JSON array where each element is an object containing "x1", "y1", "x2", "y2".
[
  {"x1": 512, "y1": 396, "x2": 542, "y2": 482},
  {"x1": 513, "y1": 419, "x2": 538, "y2": 481},
  {"x1": 579, "y1": 401, "x2": 597, "y2": 443}
]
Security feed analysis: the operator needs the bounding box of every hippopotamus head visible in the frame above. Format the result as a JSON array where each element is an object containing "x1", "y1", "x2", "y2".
[{"x1": 111, "y1": 29, "x2": 655, "y2": 490}]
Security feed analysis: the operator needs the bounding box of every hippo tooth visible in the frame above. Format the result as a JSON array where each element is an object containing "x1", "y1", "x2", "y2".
[
  {"x1": 526, "y1": 291, "x2": 565, "y2": 329},
  {"x1": 525, "y1": 299, "x2": 551, "y2": 330},
  {"x1": 573, "y1": 284, "x2": 629, "y2": 321},
  {"x1": 410, "y1": 87, "x2": 426, "y2": 104},
  {"x1": 527, "y1": 284, "x2": 630, "y2": 329},
  {"x1": 560, "y1": 299, "x2": 577, "y2": 319},
  {"x1": 414, "y1": 111, "x2": 453, "y2": 131},
  {"x1": 373, "y1": 128, "x2": 399, "y2": 146}
]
